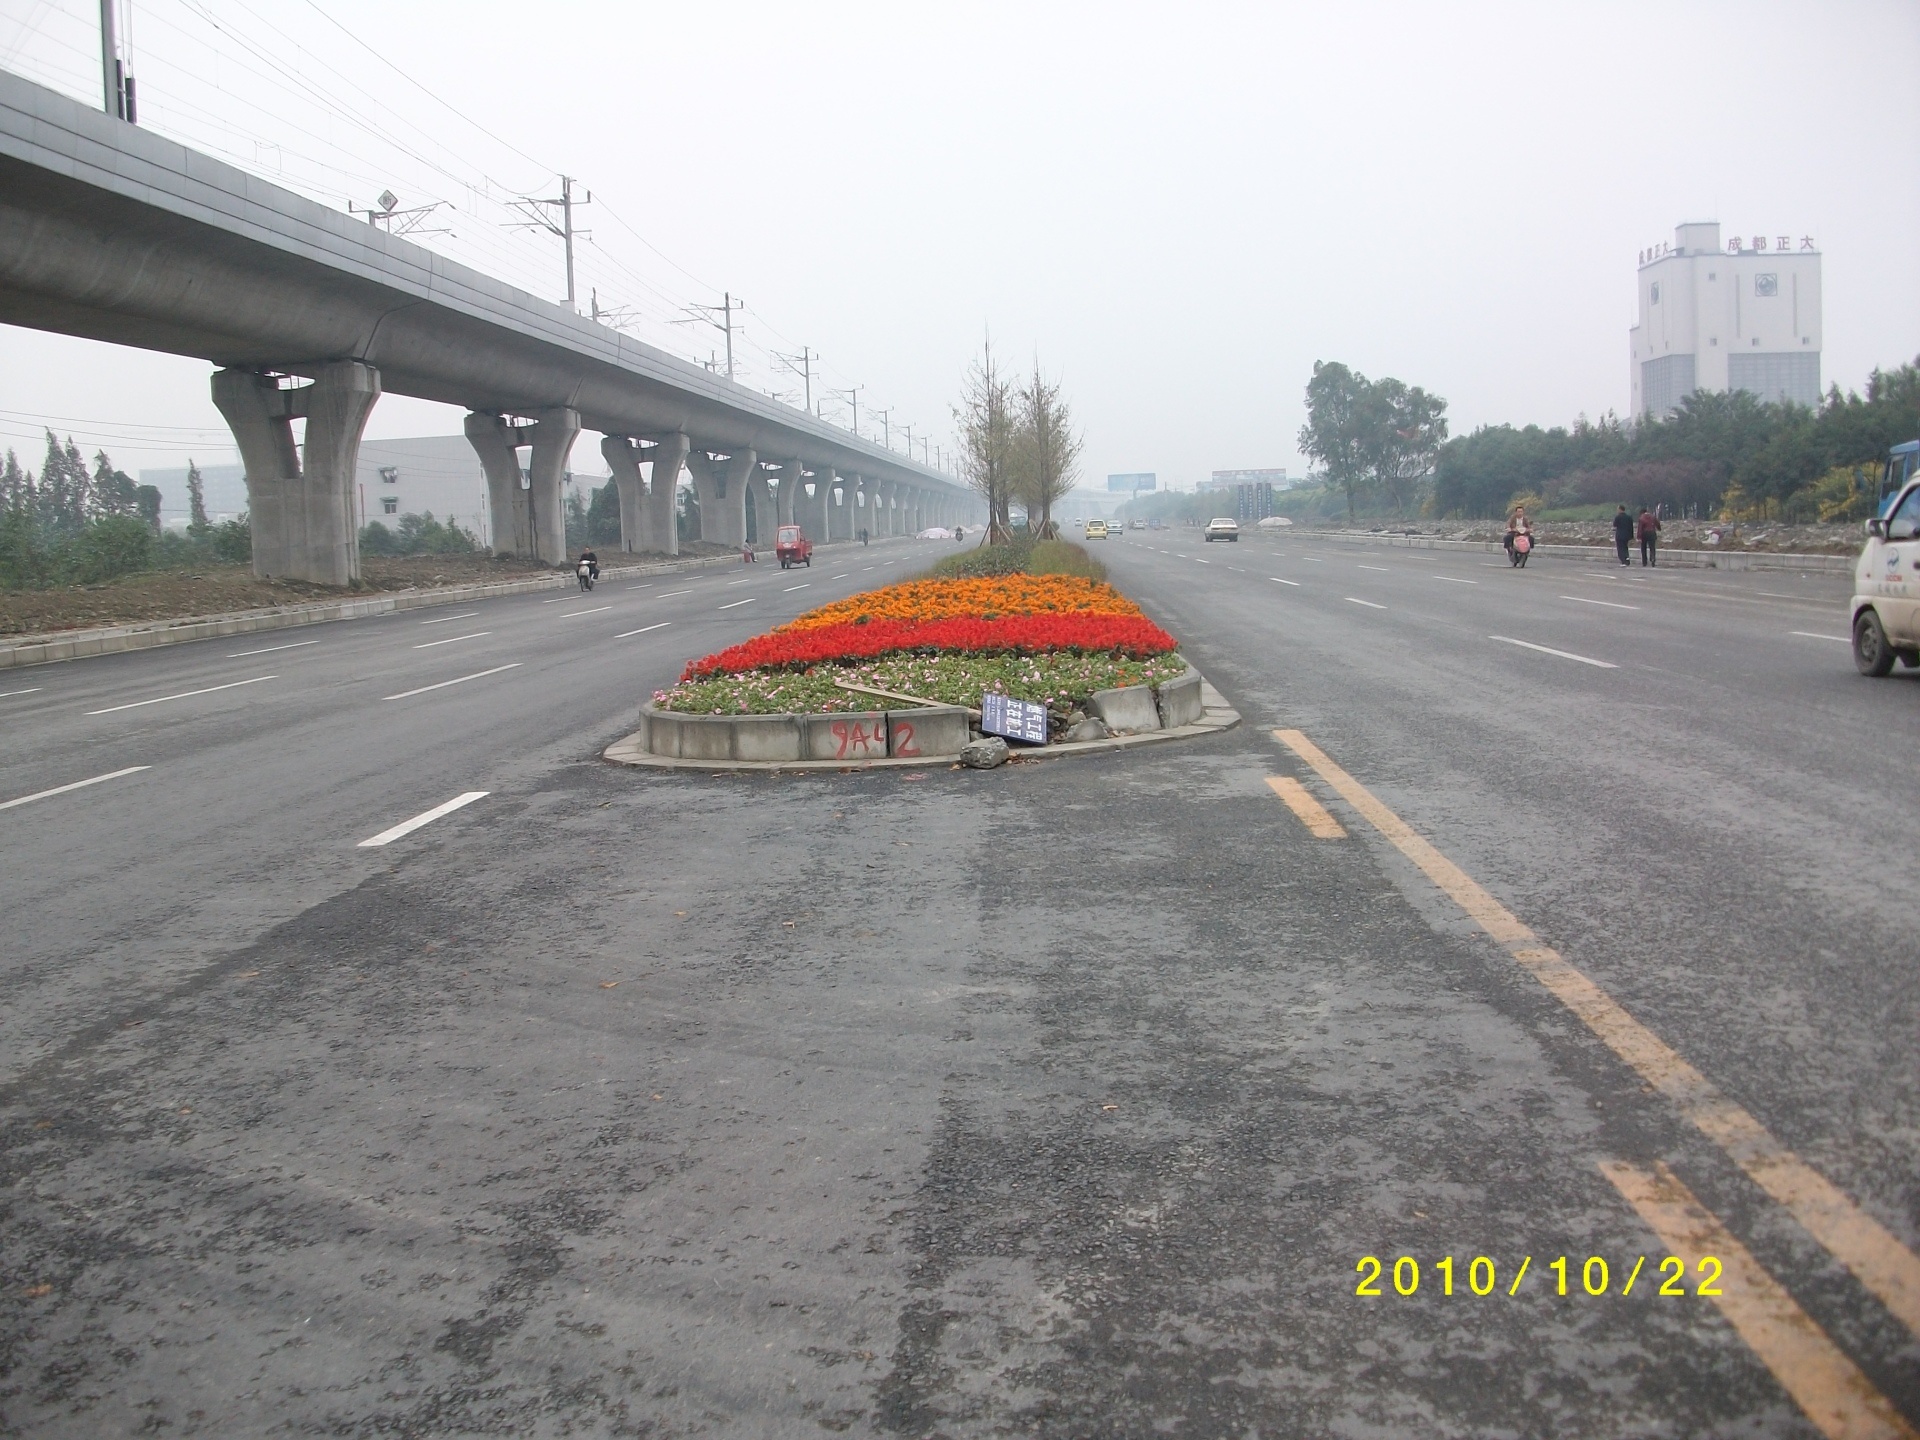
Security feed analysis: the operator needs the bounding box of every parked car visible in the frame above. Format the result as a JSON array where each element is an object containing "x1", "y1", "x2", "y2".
[
  {"x1": 1204, "y1": 517, "x2": 1240, "y2": 542},
  {"x1": 775, "y1": 524, "x2": 812, "y2": 569}
]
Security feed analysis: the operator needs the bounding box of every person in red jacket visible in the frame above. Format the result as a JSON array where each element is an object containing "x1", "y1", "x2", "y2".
[{"x1": 1637, "y1": 507, "x2": 1661, "y2": 566}]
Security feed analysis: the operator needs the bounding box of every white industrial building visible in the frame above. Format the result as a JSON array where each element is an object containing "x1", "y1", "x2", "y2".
[{"x1": 1630, "y1": 221, "x2": 1821, "y2": 419}]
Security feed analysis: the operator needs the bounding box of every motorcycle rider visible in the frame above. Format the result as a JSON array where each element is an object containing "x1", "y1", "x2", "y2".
[
  {"x1": 1503, "y1": 506, "x2": 1533, "y2": 561},
  {"x1": 578, "y1": 547, "x2": 599, "y2": 581}
]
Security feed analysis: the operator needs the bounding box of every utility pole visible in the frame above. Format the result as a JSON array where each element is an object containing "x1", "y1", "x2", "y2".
[
  {"x1": 826, "y1": 385, "x2": 863, "y2": 435},
  {"x1": 99, "y1": 0, "x2": 133, "y2": 121},
  {"x1": 773, "y1": 347, "x2": 816, "y2": 412},
  {"x1": 510, "y1": 176, "x2": 591, "y2": 309},
  {"x1": 874, "y1": 408, "x2": 891, "y2": 450},
  {"x1": 676, "y1": 293, "x2": 744, "y2": 381},
  {"x1": 900, "y1": 422, "x2": 913, "y2": 459}
]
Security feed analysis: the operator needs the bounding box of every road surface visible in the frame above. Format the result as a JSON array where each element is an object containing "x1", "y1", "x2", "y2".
[{"x1": 0, "y1": 527, "x2": 1912, "y2": 1437}]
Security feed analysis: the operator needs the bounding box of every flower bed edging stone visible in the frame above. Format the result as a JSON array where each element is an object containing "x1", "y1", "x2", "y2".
[{"x1": 604, "y1": 668, "x2": 1239, "y2": 773}]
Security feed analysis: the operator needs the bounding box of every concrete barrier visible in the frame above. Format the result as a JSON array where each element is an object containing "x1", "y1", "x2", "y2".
[
  {"x1": 1156, "y1": 667, "x2": 1204, "y2": 728},
  {"x1": 1089, "y1": 684, "x2": 1162, "y2": 734},
  {"x1": 889, "y1": 706, "x2": 970, "y2": 759}
]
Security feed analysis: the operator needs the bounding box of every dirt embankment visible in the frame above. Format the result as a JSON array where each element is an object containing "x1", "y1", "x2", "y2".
[{"x1": 0, "y1": 546, "x2": 739, "y2": 638}]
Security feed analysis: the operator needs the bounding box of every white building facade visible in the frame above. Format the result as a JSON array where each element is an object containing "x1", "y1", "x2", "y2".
[{"x1": 1629, "y1": 222, "x2": 1822, "y2": 418}]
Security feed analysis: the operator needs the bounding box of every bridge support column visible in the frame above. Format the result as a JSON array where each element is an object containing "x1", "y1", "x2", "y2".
[
  {"x1": 467, "y1": 412, "x2": 531, "y2": 557},
  {"x1": 526, "y1": 409, "x2": 578, "y2": 566},
  {"x1": 829, "y1": 478, "x2": 851, "y2": 541},
  {"x1": 465, "y1": 408, "x2": 578, "y2": 564},
  {"x1": 748, "y1": 462, "x2": 777, "y2": 546},
  {"x1": 647, "y1": 433, "x2": 688, "y2": 556},
  {"x1": 809, "y1": 466, "x2": 834, "y2": 540},
  {"x1": 685, "y1": 449, "x2": 734, "y2": 546},
  {"x1": 212, "y1": 361, "x2": 378, "y2": 587},
  {"x1": 721, "y1": 450, "x2": 757, "y2": 548},
  {"x1": 774, "y1": 462, "x2": 800, "y2": 528},
  {"x1": 601, "y1": 435, "x2": 651, "y2": 553}
]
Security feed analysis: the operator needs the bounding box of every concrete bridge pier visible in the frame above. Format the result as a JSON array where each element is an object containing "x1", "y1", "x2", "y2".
[
  {"x1": 809, "y1": 467, "x2": 834, "y2": 540},
  {"x1": 212, "y1": 361, "x2": 379, "y2": 587},
  {"x1": 774, "y1": 462, "x2": 800, "y2": 527},
  {"x1": 646, "y1": 433, "x2": 688, "y2": 557},
  {"x1": 600, "y1": 435, "x2": 650, "y2": 553},
  {"x1": 465, "y1": 408, "x2": 578, "y2": 564},
  {"x1": 686, "y1": 448, "x2": 752, "y2": 547},
  {"x1": 748, "y1": 462, "x2": 778, "y2": 545}
]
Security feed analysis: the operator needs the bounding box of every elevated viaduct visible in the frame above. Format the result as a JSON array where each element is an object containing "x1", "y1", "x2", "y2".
[{"x1": 0, "y1": 68, "x2": 978, "y2": 584}]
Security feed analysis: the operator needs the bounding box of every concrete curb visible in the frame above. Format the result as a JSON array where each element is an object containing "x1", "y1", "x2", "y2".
[
  {"x1": 0, "y1": 537, "x2": 915, "y2": 671},
  {"x1": 602, "y1": 678, "x2": 1241, "y2": 774},
  {"x1": 1280, "y1": 529, "x2": 1856, "y2": 574}
]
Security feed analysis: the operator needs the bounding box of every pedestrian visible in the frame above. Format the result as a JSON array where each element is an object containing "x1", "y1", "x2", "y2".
[
  {"x1": 1637, "y1": 507, "x2": 1661, "y2": 567},
  {"x1": 1612, "y1": 504, "x2": 1634, "y2": 566},
  {"x1": 741, "y1": 540, "x2": 755, "y2": 564}
]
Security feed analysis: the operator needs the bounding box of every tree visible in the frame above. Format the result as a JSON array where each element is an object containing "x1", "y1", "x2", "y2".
[
  {"x1": 186, "y1": 459, "x2": 210, "y2": 537},
  {"x1": 1010, "y1": 361, "x2": 1082, "y2": 540},
  {"x1": 92, "y1": 451, "x2": 139, "y2": 518},
  {"x1": 1364, "y1": 379, "x2": 1449, "y2": 515},
  {"x1": 954, "y1": 337, "x2": 1019, "y2": 543},
  {"x1": 1297, "y1": 362, "x2": 1374, "y2": 521},
  {"x1": 586, "y1": 479, "x2": 622, "y2": 546},
  {"x1": 136, "y1": 484, "x2": 163, "y2": 533}
]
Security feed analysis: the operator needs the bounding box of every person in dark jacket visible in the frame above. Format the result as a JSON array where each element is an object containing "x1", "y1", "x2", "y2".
[
  {"x1": 1612, "y1": 505, "x2": 1634, "y2": 565},
  {"x1": 1637, "y1": 508, "x2": 1661, "y2": 566}
]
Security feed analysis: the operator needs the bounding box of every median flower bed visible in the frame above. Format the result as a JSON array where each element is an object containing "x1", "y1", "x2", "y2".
[
  {"x1": 653, "y1": 571, "x2": 1185, "y2": 721},
  {"x1": 785, "y1": 574, "x2": 1142, "y2": 629}
]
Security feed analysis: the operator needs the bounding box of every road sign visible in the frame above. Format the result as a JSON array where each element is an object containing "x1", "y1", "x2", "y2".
[{"x1": 981, "y1": 693, "x2": 1048, "y2": 745}]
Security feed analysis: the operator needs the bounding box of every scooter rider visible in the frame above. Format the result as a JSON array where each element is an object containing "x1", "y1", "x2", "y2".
[
  {"x1": 1503, "y1": 507, "x2": 1533, "y2": 559},
  {"x1": 578, "y1": 547, "x2": 599, "y2": 581}
]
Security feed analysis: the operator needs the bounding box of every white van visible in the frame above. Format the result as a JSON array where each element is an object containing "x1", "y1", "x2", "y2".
[{"x1": 1852, "y1": 440, "x2": 1920, "y2": 676}]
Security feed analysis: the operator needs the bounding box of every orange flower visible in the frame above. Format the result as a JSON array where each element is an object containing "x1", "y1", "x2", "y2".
[{"x1": 782, "y1": 575, "x2": 1140, "y2": 632}]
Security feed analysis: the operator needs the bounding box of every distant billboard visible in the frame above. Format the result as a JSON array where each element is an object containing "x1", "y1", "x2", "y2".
[
  {"x1": 1211, "y1": 468, "x2": 1288, "y2": 487},
  {"x1": 1107, "y1": 473, "x2": 1157, "y2": 492}
]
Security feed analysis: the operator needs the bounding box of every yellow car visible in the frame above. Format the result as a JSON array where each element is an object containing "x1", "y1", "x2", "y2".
[{"x1": 1084, "y1": 520, "x2": 1109, "y2": 539}]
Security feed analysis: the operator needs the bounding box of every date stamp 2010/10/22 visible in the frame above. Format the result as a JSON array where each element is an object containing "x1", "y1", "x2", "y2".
[{"x1": 1356, "y1": 1254, "x2": 1723, "y2": 1299}]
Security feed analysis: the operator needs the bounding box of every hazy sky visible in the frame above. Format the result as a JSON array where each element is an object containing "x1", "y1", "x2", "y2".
[{"x1": 2, "y1": 0, "x2": 1916, "y2": 492}]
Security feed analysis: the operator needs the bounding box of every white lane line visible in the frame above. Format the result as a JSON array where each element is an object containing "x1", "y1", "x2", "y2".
[
  {"x1": 615, "y1": 622, "x2": 671, "y2": 638},
  {"x1": 1358, "y1": 564, "x2": 1391, "y2": 572},
  {"x1": 1480, "y1": 563, "x2": 1510, "y2": 569},
  {"x1": 718, "y1": 598, "x2": 757, "y2": 610},
  {"x1": 420, "y1": 611, "x2": 481, "y2": 625},
  {"x1": 357, "y1": 790, "x2": 488, "y2": 848},
  {"x1": 1489, "y1": 635, "x2": 1617, "y2": 668},
  {"x1": 1561, "y1": 594, "x2": 1639, "y2": 610},
  {"x1": 861, "y1": 566, "x2": 876, "y2": 571},
  {"x1": 1582, "y1": 572, "x2": 1627, "y2": 580},
  {"x1": 1757, "y1": 592, "x2": 1809, "y2": 600},
  {"x1": 831, "y1": 573, "x2": 850, "y2": 579},
  {"x1": 1270, "y1": 577, "x2": 1301, "y2": 587},
  {"x1": 1433, "y1": 575, "x2": 1477, "y2": 584},
  {"x1": 559, "y1": 606, "x2": 612, "y2": 618},
  {"x1": 415, "y1": 631, "x2": 491, "y2": 649},
  {"x1": 1345, "y1": 597, "x2": 1387, "y2": 610},
  {"x1": 656, "y1": 589, "x2": 691, "y2": 598},
  {"x1": 383, "y1": 663, "x2": 521, "y2": 701},
  {"x1": 541, "y1": 597, "x2": 567, "y2": 604},
  {"x1": 1790, "y1": 631, "x2": 1850, "y2": 643},
  {"x1": 226, "y1": 639, "x2": 319, "y2": 658},
  {"x1": 726, "y1": 578, "x2": 753, "y2": 586},
  {"x1": 1194, "y1": 559, "x2": 1210, "y2": 564},
  {"x1": 1302, "y1": 557, "x2": 1323, "y2": 563},
  {"x1": 1228, "y1": 566, "x2": 1245, "y2": 572},
  {"x1": 86, "y1": 675, "x2": 278, "y2": 716},
  {"x1": 0, "y1": 765, "x2": 150, "y2": 812},
  {"x1": 0, "y1": 687, "x2": 44, "y2": 697},
  {"x1": 783, "y1": 583, "x2": 812, "y2": 592},
  {"x1": 626, "y1": 583, "x2": 654, "y2": 591}
]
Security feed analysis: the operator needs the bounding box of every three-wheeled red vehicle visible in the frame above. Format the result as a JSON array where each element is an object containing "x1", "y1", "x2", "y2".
[{"x1": 775, "y1": 524, "x2": 812, "y2": 569}]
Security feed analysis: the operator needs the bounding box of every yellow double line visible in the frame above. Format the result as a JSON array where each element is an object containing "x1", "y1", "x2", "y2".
[{"x1": 1271, "y1": 727, "x2": 1919, "y2": 1440}]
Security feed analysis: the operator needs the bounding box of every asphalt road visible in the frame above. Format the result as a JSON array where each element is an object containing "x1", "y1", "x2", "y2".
[{"x1": 0, "y1": 526, "x2": 1913, "y2": 1438}]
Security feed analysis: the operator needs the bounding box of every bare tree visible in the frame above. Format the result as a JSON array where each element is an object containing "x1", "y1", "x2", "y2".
[
  {"x1": 1011, "y1": 360, "x2": 1081, "y2": 539},
  {"x1": 954, "y1": 337, "x2": 1018, "y2": 542}
]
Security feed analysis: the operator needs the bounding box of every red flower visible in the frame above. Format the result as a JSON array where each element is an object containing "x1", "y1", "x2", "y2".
[{"x1": 681, "y1": 613, "x2": 1178, "y2": 680}]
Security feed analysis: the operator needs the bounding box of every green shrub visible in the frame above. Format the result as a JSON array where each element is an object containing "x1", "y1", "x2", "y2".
[
  {"x1": 75, "y1": 514, "x2": 153, "y2": 582},
  {"x1": 210, "y1": 516, "x2": 252, "y2": 564}
]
